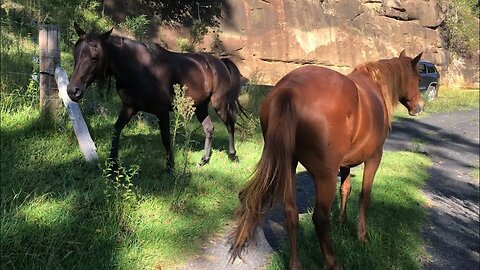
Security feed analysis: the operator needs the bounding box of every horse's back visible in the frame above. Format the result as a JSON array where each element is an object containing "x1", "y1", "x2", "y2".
[
  {"x1": 262, "y1": 66, "x2": 357, "y2": 162},
  {"x1": 266, "y1": 65, "x2": 359, "y2": 117}
]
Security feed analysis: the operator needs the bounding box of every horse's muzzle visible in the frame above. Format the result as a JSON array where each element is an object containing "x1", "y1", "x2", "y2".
[
  {"x1": 409, "y1": 103, "x2": 424, "y2": 116},
  {"x1": 67, "y1": 86, "x2": 83, "y2": 102}
]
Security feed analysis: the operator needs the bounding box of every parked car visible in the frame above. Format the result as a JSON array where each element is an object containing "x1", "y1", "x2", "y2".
[{"x1": 418, "y1": 60, "x2": 440, "y2": 101}]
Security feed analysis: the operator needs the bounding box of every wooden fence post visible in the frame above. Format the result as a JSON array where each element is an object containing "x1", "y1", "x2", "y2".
[{"x1": 39, "y1": 25, "x2": 61, "y2": 121}]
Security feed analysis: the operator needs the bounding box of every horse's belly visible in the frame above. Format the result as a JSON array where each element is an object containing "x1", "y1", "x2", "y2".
[{"x1": 341, "y1": 137, "x2": 382, "y2": 167}]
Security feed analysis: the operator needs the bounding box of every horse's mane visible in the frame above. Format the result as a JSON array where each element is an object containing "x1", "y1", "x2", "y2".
[{"x1": 356, "y1": 58, "x2": 411, "y2": 123}]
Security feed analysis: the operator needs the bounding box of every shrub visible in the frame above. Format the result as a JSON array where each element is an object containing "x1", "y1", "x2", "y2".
[
  {"x1": 119, "y1": 14, "x2": 150, "y2": 40},
  {"x1": 439, "y1": 0, "x2": 480, "y2": 55}
]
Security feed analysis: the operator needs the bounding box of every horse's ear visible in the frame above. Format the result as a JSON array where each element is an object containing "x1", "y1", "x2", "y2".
[
  {"x1": 74, "y1": 22, "x2": 86, "y2": 37},
  {"x1": 100, "y1": 27, "x2": 113, "y2": 41},
  {"x1": 411, "y1": 52, "x2": 423, "y2": 68},
  {"x1": 399, "y1": 49, "x2": 406, "y2": 58}
]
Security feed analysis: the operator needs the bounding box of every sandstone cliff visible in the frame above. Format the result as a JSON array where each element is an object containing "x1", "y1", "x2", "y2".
[{"x1": 108, "y1": 0, "x2": 479, "y2": 87}]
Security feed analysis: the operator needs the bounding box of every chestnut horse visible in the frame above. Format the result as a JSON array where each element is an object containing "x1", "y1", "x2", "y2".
[
  {"x1": 230, "y1": 51, "x2": 424, "y2": 269},
  {"x1": 67, "y1": 23, "x2": 245, "y2": 170}
]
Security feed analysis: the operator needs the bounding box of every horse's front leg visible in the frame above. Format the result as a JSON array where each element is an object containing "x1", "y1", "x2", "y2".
[
  {"x1": 338, "y1": 166, "x2": 351, "y2": 223},
  {"x1": 194, "y1": 103, "x2": 214, "y2": 166},
  {"x1": 158, "y1": 112, "x2": 174, "y2": 171},
  {"x1": 109, "y1": 105, "x2": 136, "y2": 169},
  {"x1": 358, "y1": 150, "x2": 382, "y2": 243}
]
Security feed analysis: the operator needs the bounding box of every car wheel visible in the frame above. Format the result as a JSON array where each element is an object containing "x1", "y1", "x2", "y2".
[{"x1": 426, "y1": 85, "x2": 438, "y2": 101}]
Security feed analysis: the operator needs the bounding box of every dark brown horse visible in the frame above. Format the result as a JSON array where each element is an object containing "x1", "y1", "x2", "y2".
[
  {"x1": 230, "y1": 51, "x2": 424, "y2": 269},
  {"x1": 67, "y1": 23, "x2": 245, "y2": 170}
]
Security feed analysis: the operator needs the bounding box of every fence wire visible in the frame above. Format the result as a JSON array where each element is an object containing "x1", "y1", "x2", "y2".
[{"x1": 1, "y1": 15, "x2": 62, "y2": 112}]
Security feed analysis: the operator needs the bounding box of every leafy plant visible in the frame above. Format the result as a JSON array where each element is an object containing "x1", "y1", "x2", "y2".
[
  {"x1": 119, "y1": 14, "x2": 150, "y2": 40},
  {"x1": 176, "y1": 37, "x2": 193, "y2": 52},
  {"x1": 439, "y1": 0, "x2": 479, "y2": 55},
  {"x1": 210, "y1": 26, "x2": 224, "y2": 54},
  {"x1": 175, "y1": 20, "x2": 209, "y2": 52},
  {"x1": 190, "y1": 19, "x2": 208, "y2": 48}
]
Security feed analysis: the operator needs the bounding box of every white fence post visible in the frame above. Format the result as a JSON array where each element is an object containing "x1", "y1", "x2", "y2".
[{"x1": 54, "y1": 66, "x2": 99, "y2": 162}]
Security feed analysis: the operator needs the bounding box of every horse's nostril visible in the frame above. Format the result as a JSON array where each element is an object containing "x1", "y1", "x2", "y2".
[{"x1": 73, "y1": 87, "x2": 81, "y2": 98}]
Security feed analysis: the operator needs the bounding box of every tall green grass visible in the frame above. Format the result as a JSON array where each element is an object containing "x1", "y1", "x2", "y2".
[
  {"x1": 393, "y1": 87, "x2": 479, "y2": 119},
  {"x1": 0, "y1": 85, "x2": 266, "y2": 269},
  {"x1": 425, "y1": 87, "x2": 479, "y2": 113}
]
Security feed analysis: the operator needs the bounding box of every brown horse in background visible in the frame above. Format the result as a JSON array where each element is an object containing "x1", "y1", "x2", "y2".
[
  {"x1": 230, "y1": 51, "x2": 424, "y2": 269},
  {"x1": 67, "y1": 23, "x2": 246, "y2": 170}
]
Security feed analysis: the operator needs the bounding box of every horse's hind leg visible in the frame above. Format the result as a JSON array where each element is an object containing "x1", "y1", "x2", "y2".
[
  {"x1": 338, "y1": 166, "x2": 351, "y2": 223},
  {"x1": 358, "y1": 150, "x2": 382, "y2": 243},
  {"x1": 195, "y1": 103, "x2": 214, "y2": 166},
  {"x1": 157, "y1": 112, "x2": 174, "y2": 171},
  {"x1": 284, "y1": 161, "x2": 301, "y2": 270},
  {"x1": 212, "y1": 105, "x2": 238, "y2": 162},
  {"x1": 312, "y1": 170, "x2": 340, "y2": 270},
  {"x1": 109, "y1": 105, "x2": 137, "y2": 166}
]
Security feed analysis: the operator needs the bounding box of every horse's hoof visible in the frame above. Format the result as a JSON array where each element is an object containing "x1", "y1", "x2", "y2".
[
  {"x1": 229, "y1": 154, "x2": 239, "y2": 163},
  {"x1": 289, "y1": 260, "x2": 302, "y2": 270},
  {"x1": 165, "y1": 162, "x2": 174, "y2": 173},
  {"x1": 197, "y1": 157, "x2": 210, "y2": 167},
  {"x1": 358, "y1": 234, "x2": 369, "y2": 244},
  {"x1": 338, "y1": 214, "x2": 346, "y2": 224},
  {"x1": 326, "y1": 265, "x2": 343, "y2": 270}
]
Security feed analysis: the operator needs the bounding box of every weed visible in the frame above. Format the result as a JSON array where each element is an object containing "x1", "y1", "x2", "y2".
[
  {"x1": 412, "y1": 138, "x2": 426, "y2": 153},
  {"x1": 171, "y1": 84, "x2": 196, "y2": 211},
  {"x1": 102, "y1": 160, "x2": 140, "y2": 240}
]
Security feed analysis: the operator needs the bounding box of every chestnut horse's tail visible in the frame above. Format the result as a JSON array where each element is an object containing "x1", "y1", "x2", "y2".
[
  {"x1": 221, "y1": 58, "x2": 248, "y2": 120},
  {"x1": 230, "y1": 89, "x2": 297, "y2": 261}
]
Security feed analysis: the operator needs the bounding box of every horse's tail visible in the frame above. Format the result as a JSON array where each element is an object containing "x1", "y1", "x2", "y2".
[
  {"x1": 230, "y1": 89, "x2": 297, "y2": 262},
  {"x1": 221, "y1": 58, "x2": 248, "y2": 120}
]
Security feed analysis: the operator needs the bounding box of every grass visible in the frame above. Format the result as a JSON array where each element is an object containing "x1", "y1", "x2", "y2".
[
  {"x1": 472, "y1": 166, "x2": 480, "y2": 181},
  {"x1": 268, "y1": 152, "x2": 432, "y2": 270},
  {"x1": 392, "y1": 86, "x2": 479, "y2": 119},
  {"x1": 424, "y1": 87, "x2": 479, "y2": 113},
  {"x1": 1, "y1": 80, "x2": 475, "y2": 269},
  {"x1": 0, "y1": 86, "x2": 268, "y2": 269}
]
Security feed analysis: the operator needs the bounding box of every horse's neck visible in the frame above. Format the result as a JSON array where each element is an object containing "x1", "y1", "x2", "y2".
[
  {"x1": 106, "y1": 36, "x2": 170, "y2": 66},
  {"x1": 348, "y1": 68, "x2": 380, "y2": 93},
  {"x1": 348, "y1": 68, "x2": 392, "y2": 124},
  {"x1": 104, "y1": 37, "x2": 140, "y2": 78}
]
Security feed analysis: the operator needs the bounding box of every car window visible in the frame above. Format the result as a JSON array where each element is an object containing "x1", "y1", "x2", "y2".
[
  {"x1": 427, "y1": 65, "x2": 436, "y2": 74},
  {"x1": 418, "y1": 64, "x2": 427, "y2": 74}
]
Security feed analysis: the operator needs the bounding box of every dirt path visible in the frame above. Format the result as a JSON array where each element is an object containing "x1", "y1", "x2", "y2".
[
  {"x1": 385, "y1": 110, "x2": 479, "y2": 269},
  {"x1": 175, "y1": 110, "x2": 479, "y2": 270}
]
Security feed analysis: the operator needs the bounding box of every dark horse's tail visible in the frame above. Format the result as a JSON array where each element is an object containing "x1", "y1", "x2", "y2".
[
  {"x1": 221, "y1": 58, "x2": 248, "y2": 120},
  {"x1": 230, "y1": 89, "x2": 297, "y2": 261}
]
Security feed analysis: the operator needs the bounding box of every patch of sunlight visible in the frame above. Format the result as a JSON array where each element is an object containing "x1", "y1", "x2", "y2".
[
  {"x1": 0, "y1": 106, "x2": 40, "y2": 130},
  {"x1": 17, "y1": 194, "x2": 74, "y2": 229},
  {"x1": 116, "y1": 240, "x2": 176, "y2": 270}
]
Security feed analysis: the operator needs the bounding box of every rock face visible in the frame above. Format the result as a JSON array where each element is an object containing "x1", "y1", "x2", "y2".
[
  {"x1": 108, "y1": 0, "x2": 479, "y2": 87},
  {"x1": 213, "y1": 0, "x2": 448, "y2": 83}
]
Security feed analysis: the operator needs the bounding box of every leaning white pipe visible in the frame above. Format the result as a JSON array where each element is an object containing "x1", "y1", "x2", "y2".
[{"x1": 55, "y1": 66, "x2": 98, "y2": 162}]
